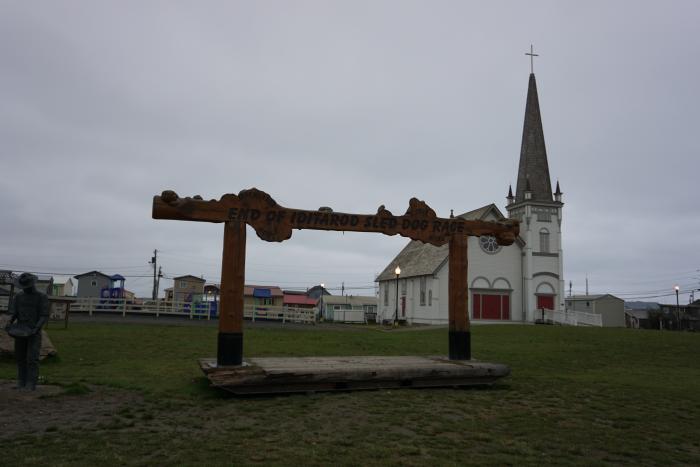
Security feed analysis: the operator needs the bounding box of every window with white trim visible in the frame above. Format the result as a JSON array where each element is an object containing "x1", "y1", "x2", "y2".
[
  {"x1": 383, "y1": 285, "x2": 389, "y2": 306},
  {"x1": 420, "y1": 277, "x2": 426, "y2": 306}
]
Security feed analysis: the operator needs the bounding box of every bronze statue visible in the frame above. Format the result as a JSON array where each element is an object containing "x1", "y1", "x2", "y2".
[{"x1": 5, "y1": 273, "x2": 49, "y2": 391}]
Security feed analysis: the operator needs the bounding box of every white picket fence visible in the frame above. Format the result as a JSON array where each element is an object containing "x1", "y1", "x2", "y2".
[
  {"x1": 244, "y1": 304, "x2": 316, "y2": 324},
  {"x1": 0, "y1": 296, "x2": 600, "y2": 327},
  {"x1": 0, "y1": 297, "x2": 317, "y2": 324},
  {"x1": 67, "y1": 297, "x2": 216, "y2": 319},
  {"x1": 545, "y1": 309, "x2": 603, "y2": 327}
]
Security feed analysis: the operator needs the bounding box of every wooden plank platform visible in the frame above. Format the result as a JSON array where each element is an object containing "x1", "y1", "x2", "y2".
[{"x1": 199, "y1": 356, "x2": 510, "y2": 395}]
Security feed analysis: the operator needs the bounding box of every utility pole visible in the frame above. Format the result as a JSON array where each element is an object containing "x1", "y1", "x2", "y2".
[
  {"x1": 156, "y1": 266, "x2": 163, "y2": 300},
  {"x1": 569, "y1": 280, "x2": 572, "y2": 298},
  {"x1": 585, "y1": 275, "x2": 589, "y2": 296},
  {"x1": 149, "y1": 249, "x2": 158, "y2": 300}
]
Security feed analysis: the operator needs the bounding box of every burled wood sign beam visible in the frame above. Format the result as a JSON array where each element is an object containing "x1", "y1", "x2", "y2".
[{"x1": 152, "y1": 188, "x2": 519, "y2": 247}]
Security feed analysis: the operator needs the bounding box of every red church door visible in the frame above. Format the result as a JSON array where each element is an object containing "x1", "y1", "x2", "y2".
[
  {"x1": 482, "y1": 295, "x2": 500, "y2": 319},
  {"x1": 537, "y1": 295, "x2": 555, "y2": 310},
  {"x1": 472, "y1": 294, "x2": 510, "y2": 320}
]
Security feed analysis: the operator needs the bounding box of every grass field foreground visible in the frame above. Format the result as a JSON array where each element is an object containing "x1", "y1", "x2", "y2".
[{"x1": 1, "y1": 322, "x2": 699, "y2": 465}]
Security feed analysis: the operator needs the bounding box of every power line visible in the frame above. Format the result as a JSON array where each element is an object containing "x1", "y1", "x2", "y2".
[
  {"x1": 0, "y1": 269, "x2": 155, "y2": 278},
  {"x1": 606, "y1": 284, "x2": 698, "y2": 296},
  {"x1": 0, "y1": 263, "x2": 153, "y2": 272},
  {"x1": 157, "y1": 252, "x2": 379, "y2": 276},
  {"x1": 617, "y1": 292, "x2": 684, "y2": 300}
]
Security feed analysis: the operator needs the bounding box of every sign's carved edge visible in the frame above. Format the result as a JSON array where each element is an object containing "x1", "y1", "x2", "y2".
[{"x1": 153, "y1": 188, "x2": 519, "y2": 247}]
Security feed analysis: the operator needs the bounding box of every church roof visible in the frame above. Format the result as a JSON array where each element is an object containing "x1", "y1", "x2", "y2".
[
  {"x1": 375, "y1": 204, "x2": 507, "y2": 282},
  {"x1": 375, "y1": 240, "x2": 448, "y2": 282},
  {"x1": 459, "y1": 204, "x2": 498, "y2": 220},
  {"x1": 515, "y1": 73, "x2": 554, "y2": 204}
]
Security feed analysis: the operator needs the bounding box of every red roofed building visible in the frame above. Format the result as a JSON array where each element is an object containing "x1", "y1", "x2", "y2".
[{"x1": 283, "y1": 293, "x2": 318, "y2": 309}]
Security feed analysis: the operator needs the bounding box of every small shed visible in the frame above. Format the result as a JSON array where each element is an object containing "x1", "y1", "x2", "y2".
[
  {"x1": 323, "y1": 295, "x2": 378, "y2": 323},
  {"x1": 625, "y1": 309, "x2": 651, "y2": 329},
  {"x1": 35, "y1": 275, "x2": 54, "y2": 295},
  {"x1": 565, "y1": 294, "x2": 625, "y2": 327},
  {"x1": 51, "y1": 276, "x2": 75, "y2": 296}
]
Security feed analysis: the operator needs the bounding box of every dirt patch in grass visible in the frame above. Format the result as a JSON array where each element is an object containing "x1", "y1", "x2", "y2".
[{"x1": 0, "y1": 381, "x2": 143, "y2": 440}]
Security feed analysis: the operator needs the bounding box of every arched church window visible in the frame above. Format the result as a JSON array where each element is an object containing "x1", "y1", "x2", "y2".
[
  {"x1": 479, "y1": 235, "x2": 501, "y2": 254},
  {"x1": 539, "y1": 228, "x2": 550, "y2": 253}
]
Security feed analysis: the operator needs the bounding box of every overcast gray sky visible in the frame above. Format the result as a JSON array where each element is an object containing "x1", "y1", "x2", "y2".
[{"x1": 1, "y1": 1, "x2": 698, "y2": 303}]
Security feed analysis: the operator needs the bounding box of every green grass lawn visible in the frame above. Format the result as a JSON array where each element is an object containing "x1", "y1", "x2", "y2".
[{"x1": 2, "y1": 322, "x2": 699, "y2": 466}]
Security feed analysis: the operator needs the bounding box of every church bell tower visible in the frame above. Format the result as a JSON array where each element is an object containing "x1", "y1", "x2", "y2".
[{"x1": 506, "y1": 69, "x2": 564, "y2": 322}]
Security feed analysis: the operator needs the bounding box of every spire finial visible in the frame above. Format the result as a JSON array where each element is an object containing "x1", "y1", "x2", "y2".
[
  {"x1": 554, "y1": 180, "x2": 563, "y2": 202},
  {"x1": 450, "y1": 209, "x2": 454, "y2": 219},
  {"x1": 525, "y1": 44, "x2": 539, "y2": 74}
]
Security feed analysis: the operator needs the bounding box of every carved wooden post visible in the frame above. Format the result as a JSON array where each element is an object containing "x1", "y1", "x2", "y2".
[
  {"x1": 448, "y1": 233, "x2": 470, "y2": 360},
  {"x1": 152, "y1": 189, "x2": 518, "y2": 366},
  {"x1": 218, "y1": 220, "x2": 246, "y2": 366}
]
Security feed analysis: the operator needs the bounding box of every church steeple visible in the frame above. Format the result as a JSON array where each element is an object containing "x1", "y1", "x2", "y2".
[
  {"x1": 514, "y1": 73, "x2": 553, "y2": 204},
  {"x1": 554, "y1": 180, "x2": 562, "y2": 202}
]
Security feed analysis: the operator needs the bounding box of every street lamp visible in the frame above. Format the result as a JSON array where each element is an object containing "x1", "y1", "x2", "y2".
[
  {"x1": 675, "y1": 285, "x2": 680, "y2": 331},
  {"x1": 394, "y1": 266, "x2": 401, "y2": 326}
]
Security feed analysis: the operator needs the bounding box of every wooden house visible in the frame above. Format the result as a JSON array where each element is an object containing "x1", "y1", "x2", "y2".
[
  {"x1": 244, "y1": 285, "x2": 284, "y2": 309},
  {"x1": 172, "y1": 275, "x2": 206, "y2": 302}
]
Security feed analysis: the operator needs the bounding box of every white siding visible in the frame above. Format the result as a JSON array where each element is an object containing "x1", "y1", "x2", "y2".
[
  {"x1": 377, "y1": 200, "x2": 564, "y2": 325},
  {"x1": 466, "y1": 236, "x2": 523, "y2": 321},
  {"x1": 516, "y1": 203, "x2": 564, "y2": 321}
]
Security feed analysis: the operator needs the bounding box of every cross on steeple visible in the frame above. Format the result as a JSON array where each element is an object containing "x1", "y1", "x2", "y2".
[{"x1": 525, "y1": 44, "x2": 538, "y2": 74}]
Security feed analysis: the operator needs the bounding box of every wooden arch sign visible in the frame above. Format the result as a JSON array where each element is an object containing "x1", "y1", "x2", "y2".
[{"x1": 153, "y1": 188, "x2": 519, "y2": 366}]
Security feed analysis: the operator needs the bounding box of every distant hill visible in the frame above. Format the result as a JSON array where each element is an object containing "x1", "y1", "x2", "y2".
[{"x1": 625, "y1": 301, "x2": 660, "y2": 311}]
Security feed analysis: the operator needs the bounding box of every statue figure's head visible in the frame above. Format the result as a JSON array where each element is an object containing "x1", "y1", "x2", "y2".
[{"x1": 17, "y1": 273, "x2": 37, "y2": 293}]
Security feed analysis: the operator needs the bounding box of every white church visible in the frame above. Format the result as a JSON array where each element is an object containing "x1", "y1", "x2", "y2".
[{"x1": 376, "y1": 72, "x2": 564, "y2": 324}]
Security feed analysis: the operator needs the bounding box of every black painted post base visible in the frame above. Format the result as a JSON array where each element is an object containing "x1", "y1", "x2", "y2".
[
  {"x1": 217, "y1": 332, "x2": 243, "y2": 366},
  {"x1": 449, "y1": 330, "x2": 471, "y2": 360}
]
